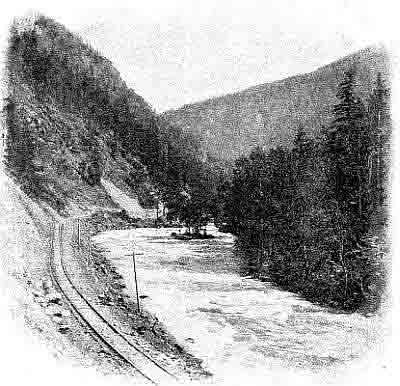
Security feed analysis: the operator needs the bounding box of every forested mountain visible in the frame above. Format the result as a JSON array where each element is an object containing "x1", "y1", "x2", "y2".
[
  {"x1": 5, "y1": 15, "x2": 214, "y2": 221},
  {"x1": 162, "y1": 46, "x2": 389, "y2": 161},
  {"x1": 217, "y1": 68, "x2": 390, "y2": 311}
]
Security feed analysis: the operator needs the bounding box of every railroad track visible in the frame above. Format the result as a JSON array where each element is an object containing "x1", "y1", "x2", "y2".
[{"x1": 49, "y1": 220, "x2": 178, "y2": 385}]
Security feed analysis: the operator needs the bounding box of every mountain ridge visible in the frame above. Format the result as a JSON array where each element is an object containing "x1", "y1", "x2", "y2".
[
  {"x1": 162, "y1": 45, "x2": 390, "y2": 160},
  {"x1": 5, "y1": 15, "x2": 188, "y2": 214}
]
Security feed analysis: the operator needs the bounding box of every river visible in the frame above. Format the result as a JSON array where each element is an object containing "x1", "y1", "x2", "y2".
[{"x1": 92, "y1": 225, "x2": 383, "y2": 382}]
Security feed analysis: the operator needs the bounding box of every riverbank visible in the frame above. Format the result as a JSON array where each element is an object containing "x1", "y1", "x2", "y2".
[
  {"x1": 234, "y1": 239, "x2": 389, "y2": 316},
  {"x1": 78, "y1": 211, "x2": 210, "y2": 380},
  {"x1": 93, "y1": 226, "x2": 386, "y2": 382}
]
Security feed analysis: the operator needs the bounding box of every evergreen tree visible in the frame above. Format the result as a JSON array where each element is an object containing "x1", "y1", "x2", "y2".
[{"x1": 326, "y1": 68, "x2": 369, "y2": 237}]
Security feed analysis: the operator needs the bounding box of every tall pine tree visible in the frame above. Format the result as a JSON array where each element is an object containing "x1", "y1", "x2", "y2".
[{"x1": 326, "y1": 68, "x2": 370, "y2": 238}]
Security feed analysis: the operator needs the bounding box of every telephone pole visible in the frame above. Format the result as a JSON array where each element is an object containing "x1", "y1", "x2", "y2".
[{"x1": 132, "y1": 250, "x2": 141, "y2": 313}]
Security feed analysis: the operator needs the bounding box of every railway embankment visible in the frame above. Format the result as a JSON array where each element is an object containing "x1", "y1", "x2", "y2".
[
  {"x1": 1, "y1": 168, "x2": 208, "y2": 381},
  {"x1": 0, "y1": 169, "x2": 140, "y2": 378},
  {"x1": 66, "y1": 213, "x2": 209, "y2": 380}
]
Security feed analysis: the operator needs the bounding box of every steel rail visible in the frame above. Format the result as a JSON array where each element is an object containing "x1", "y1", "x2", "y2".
[{"x1": 49, "y1": 221, "x2": 179, "y2": 385}]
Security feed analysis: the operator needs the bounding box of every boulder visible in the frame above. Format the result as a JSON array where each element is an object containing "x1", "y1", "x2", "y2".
[
  {"x1": 58, "y1": 324, "x2": 70, "y2": 334},
  {"x1": 45, "y1": 291, "x2": 62, "y2": 304},
  {"x1": 45, "y1": 304, "x2": 63, "y2": 317}
]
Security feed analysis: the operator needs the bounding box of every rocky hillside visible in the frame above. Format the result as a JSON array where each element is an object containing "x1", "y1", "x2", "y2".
[
  {"x1": 5, "y1": 16, "x2": 194, "y2": 215},
  {"x1": 162, "y1": 46, "x2": 390, "y2": 160}
]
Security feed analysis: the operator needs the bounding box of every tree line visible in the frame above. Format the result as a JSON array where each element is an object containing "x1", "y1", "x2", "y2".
[{"x1": 216, "y1": 70, "x2": 390, "y2": 311}]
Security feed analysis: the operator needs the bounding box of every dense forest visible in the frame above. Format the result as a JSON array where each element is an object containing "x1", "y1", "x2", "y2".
[
  {"x1": 4, "y1": 15, "x2": 218, "y2": 228},
  {"x1": 216, "y1": 70, "x2": 390, "y2": 311}
]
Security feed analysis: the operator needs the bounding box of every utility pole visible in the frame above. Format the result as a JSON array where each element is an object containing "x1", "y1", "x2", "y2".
[
  {"x1": 132, "y1": 250, "x2": 141, "y2": 313},
  {"x1": 129, "y1": 232, "x2": 143, "y2": 313}
]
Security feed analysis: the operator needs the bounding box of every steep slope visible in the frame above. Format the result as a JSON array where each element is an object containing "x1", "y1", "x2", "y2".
[
  {"x1": 4, "y1": 16, "x2": 163, "y2": 215},
  {"x1": 162, "y1": 46, "x2": 390, "y2": 160},
  {"x1": 101, "y1": 179, "x2": 158, "y2": 220}
]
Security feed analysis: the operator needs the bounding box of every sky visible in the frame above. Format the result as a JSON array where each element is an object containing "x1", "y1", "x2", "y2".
[{"x1": 0, "y1": 1, "x2": 394, "y2": 112}]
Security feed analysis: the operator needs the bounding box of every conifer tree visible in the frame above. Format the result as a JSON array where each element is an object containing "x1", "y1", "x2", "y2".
[{"x1": 326, "y1": 68, "x2": 369, "y2": 237}]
